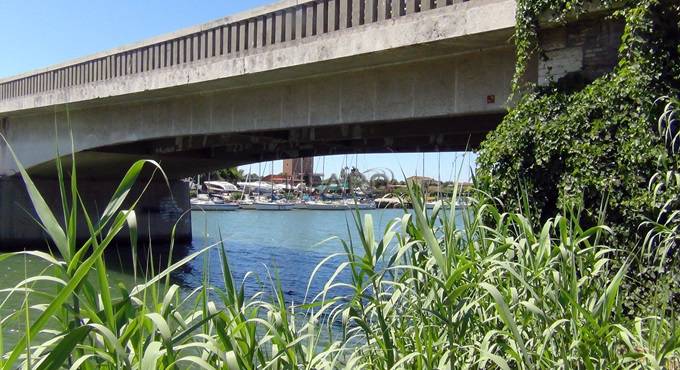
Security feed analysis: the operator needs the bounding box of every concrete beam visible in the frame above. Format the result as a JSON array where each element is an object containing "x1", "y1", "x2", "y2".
[
  {"x1": 0, "y1": 47, "x2": 514, "y2": 178},
  {"x1": 0, "y1": 0, "x2": 515, "y2": 114}
]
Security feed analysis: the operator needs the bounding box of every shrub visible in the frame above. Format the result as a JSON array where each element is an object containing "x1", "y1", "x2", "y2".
[
  {"x1": 0, "y1": 138, "x2": 678, "y2": 368},
  {"x1": 476, "y1": 0, "x2": 680, "y2": 248}
]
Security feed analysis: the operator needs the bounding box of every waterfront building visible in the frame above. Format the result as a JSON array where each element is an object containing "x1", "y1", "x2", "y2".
[{"x1": 283, "y1": 158, "x2": 314, "y2": 184}]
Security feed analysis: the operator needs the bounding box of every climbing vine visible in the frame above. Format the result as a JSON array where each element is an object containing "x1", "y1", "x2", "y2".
[
  {"x1": 475, "y1": 0, "x2": 680, "y2": 313},
  {"x1": 512, "y1": 0, "x2": 614, "y2": 93},
  {"x1": 477, "y1": 0, "x2": 680, "y2": 246}
]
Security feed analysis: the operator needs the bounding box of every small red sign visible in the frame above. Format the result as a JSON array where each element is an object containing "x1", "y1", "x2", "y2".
[{"x1": 487, "y1": 95, "x2": 496, "y2": 104}]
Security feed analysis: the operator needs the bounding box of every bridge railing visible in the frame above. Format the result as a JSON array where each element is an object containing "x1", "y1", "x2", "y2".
[{"x1": 0, "y1": 0, "x2": 470, "y2": 102}]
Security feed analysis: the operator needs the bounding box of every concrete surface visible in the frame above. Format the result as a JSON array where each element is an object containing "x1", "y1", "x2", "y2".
[{"x1": 0, "y1": 176, "x2": 191, "y2": 248}]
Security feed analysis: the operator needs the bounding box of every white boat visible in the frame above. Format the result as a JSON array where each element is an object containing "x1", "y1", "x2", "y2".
[
  {"x1": 254, "y1": 201, "x2": 295, "y2": 211},
  {"x1": 237, "y1": 181, "x2": 274, "y2": 194},
  {"x1": 293, "y1": 201, "x2": 308, "y2": 210},
  {"x1": 375, "y1": 194, "x2": 406, "y2": 209},
  {"x1": 425, "y1": 201, "x2": 449, "y2": 210},
  {"x1": 456, "y1": 197, "x2": 471, "y2": 208},
  {"x1": 204, "y1": 181, "x2": 239, "y2": 193},
  {"x1": 304, "y1": 201, "x2": 348, "y2": 210},
  {"x1": 301, "y1": 199, "x2": 375, "y2": 210},
  {"x1": 425, "y1": 199, "x2": 469, "y2": 209},
  {"x1": 238, "y1": 195, "x2": 257, "y2": 210},
  {"x1": 342, "y1": 199, "x2": 375, "y2": 210},
  {"x1": 191, "y1": 198, "x2": 239, "y2": 211},
  {"x1": 238, "y1": 199, "x2": 256, "y2": 210}
]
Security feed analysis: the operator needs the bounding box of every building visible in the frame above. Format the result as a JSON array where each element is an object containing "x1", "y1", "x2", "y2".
[
  {"x1": 406, "y1": 176, "x2": 441, "y2": 187},
  {"x1": 283, "y1": 157, "x2": 314, "y2": 183},
  {"x1": 261, "y1": 174, "x2": 289, "y2": 185}
]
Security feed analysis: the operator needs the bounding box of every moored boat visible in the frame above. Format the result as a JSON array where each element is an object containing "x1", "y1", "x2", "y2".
[
  {"x1": 238, "y1": 199, "x2": 256, "y2": 210},
  {"x1": 304, "y1": 201, "x2": 347, "y2": 210},
  {"x1": 254, "y1": 201, "x2": 295, "y2": 211},
  {"x1": 374, "y1": 194, "x2": 407, "y2": 209},
  {"x1": 293, "y1": 201, "x2": 308, "y2": 210},
  {"x1": 342, "y1": 199, "x2": 375, "y2": 210},
  {"x1": 191, "y1": 198, "x2": 240, "y2": 211}
]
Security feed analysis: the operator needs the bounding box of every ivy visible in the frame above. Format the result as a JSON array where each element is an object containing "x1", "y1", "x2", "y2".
[
  {"x1": 478, "y1": 0, "x2": 680, "y2": 249},
  {"x1": 512, "y1": 0, "x2": 616, "y2": 94}
]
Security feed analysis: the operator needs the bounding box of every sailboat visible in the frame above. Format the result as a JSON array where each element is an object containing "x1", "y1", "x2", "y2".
[
  {"x1": 254, "y1": 159, "x2": 295, "y2": 211},
  {"x1": 237, "y1": 165, "x2": 257, "y2": 209},
  {"x1": 423, "y1": 152, "x2": 461, "y2": 210},
  {"x1": 254, "y1": 201, "x2": 295, "y2": 211}
]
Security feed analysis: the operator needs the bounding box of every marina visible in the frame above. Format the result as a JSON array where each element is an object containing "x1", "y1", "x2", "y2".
[{"x1": 191, "y1": 157, "x2": 468, "y2": 212}]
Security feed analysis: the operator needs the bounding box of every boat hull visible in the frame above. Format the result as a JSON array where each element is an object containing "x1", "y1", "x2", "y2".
[
  {"x1": 254, "y1": 203, "x2": 295, "y2": 211},
  {"x1": 305, "y1": 203, "x2": 347, "y2": 210},
  {"x1": 191, "y1": 203, "x2": 240, "y2": 211},
  {"x1": 375, "y1": 201, "x2": 404, "y2": 209}
]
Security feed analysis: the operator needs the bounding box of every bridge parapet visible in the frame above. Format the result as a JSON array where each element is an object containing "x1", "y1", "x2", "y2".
[{"x1": 0, "y1": 0, "x2": 472, "y2": 102}]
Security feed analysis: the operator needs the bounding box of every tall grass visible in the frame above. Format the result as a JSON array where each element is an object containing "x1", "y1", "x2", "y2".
[{"x1": 0, "y1": 133, "x2": 678, "y2": 368}]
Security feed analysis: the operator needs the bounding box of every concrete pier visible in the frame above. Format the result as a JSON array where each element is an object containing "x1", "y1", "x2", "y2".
[
  {"x1": 0, "y1": 0, "x2": 622, "y2": 245},
  {"x1": 0, "y1": 177, "x2": 191, "y2": 249}
]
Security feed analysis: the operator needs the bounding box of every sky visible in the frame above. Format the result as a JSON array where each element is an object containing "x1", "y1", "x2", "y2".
[{"x1": 0, "y1": 0, "x2": 477, "y2": 180}]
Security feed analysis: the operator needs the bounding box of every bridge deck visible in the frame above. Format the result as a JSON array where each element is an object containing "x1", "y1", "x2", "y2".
[{"x1": 0, "y1": 0, "x2": 477, "y2": 102}]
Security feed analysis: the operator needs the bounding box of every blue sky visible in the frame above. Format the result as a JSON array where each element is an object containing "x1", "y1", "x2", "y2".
[{"x1": 0, "y1": 0, "x2": 476, "y2": 180}]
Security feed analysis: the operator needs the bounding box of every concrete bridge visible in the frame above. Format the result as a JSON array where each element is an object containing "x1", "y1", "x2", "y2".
[{"x1": 0, "y1": 0, "x2": 621, "y2": 245}]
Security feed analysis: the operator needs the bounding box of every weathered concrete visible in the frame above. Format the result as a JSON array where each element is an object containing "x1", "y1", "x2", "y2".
[
  {"x1": 0, "y1": 48, "x2": 516, "y2": 179},
  {"x1": 0, "y1": 0, "x2": 516, "y2": 113},
  {"x1": 0, "y1": 0, "x2": 623, "y2": 246},
  {"x1": 0, "y1": 177, "x2": 191, "y2": 248},
  {"x1": 538, "y1": 17, "x2": 624, "y2": 86}
]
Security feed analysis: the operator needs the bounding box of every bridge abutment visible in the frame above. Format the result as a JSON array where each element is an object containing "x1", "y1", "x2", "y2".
[
  {"x1": 0, "y1": 176, "x2": 191, "y2": 250},
  {"x1": 538, "y1": 17, "x2": 624, "y2": 87}
]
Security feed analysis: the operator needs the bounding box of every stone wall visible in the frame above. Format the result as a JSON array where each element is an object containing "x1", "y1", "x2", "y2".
[{"x1": 538, "y1": 17, "x2": 624, "y2": 86}]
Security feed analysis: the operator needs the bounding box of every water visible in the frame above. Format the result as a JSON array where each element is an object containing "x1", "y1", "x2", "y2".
[
  {"x1": 182, "y1": 208, "x2": 412, "y2": 304},
  {"x1": 0, "y1": 208, "x2": 465, "y2": 306},
  {"x1": 0, "y1": 207, "x2": 465, "y2": 348}
]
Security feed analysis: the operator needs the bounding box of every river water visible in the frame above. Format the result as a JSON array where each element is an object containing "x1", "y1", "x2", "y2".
[
  {"x1": 1, "y1": 208, "x2": 467, "y2": 304},
  {"x1": 184, "y1": 208, "x2": 417, "y2": 304},
  {"x1": 0, "y1": 208, "x2": 464, "y2": 345}
]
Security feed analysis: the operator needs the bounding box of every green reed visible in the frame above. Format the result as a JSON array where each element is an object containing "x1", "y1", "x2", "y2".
[{"x1": 0, "y1": 130, "x2": 678, "y2": 369}]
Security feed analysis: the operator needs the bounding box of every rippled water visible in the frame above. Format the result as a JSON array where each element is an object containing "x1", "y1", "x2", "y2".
[
  {"x1": 182, "y1": 208, "x2": 415, "y2": 304},
  {"x1": 1, "y1": 209, "x2": 465, "y2": 304},
  {"x1": 0, "y1": 207, "x2": 465, "y2": 347}
]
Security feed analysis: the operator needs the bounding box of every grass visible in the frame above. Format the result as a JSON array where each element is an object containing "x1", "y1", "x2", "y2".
[{"x1": 0, "y1": 107, "x2": 678, "y2": 368}]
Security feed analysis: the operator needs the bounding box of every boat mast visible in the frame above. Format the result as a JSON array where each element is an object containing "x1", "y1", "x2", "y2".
[
  {"x1": 438, "y1": 152, "x2": 441, "y2": 200},
  {"x1": 241, "y1": 164, "x2": 251, "y2": 201},
  {"x1": 258, "y1": 162, "x2": 262, "y2": 199},
  {"x1": 422, "y1": 152, "x2": 426, "y2": 199}
]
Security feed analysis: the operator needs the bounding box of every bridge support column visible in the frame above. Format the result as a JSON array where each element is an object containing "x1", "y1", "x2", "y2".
[{"x1": 0, "y1": 177, "x2": 191, "y2": 250}]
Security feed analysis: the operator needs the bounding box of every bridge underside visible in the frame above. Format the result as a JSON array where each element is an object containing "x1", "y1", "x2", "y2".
[
  {"x1": 1, "y1": 111, "x2": 502, "y2": 249},
  {"x1": 27, "y1": 112, "x2": 502, "y2": 180},
  {"x1": 0, "y1": 0, "x2": 518, "y2": 247}
]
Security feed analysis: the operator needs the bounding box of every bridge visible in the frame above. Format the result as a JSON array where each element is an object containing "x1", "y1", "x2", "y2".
[{"x1": 0, "y1": 0, "x2": 621, "y2": 245}]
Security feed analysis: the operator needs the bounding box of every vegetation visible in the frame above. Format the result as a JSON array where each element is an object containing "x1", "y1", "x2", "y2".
[
  {"x1": 0, "y1": 1, "x2": 677, "y2": 368},
  {"x1": 478, "y1": 0, "x2": 680, "y2": 245},
  {"x1": 197, "y1": 168, "x2": 245, "y2": 184},
  {"x1": 0, "y1": 129, "x2": 678, "y2": 368}
]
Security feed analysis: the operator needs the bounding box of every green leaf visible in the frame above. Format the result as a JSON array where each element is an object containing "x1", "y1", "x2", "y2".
[
  {"x1": 480, "y1": 282, "x2": 533, "y2": 368},
  {"x1": 36, "y1": 326, "x2": 91, "y2": 370},
  {"x1": 0, "y1": 134, "x2": 69, "y2": 260}
]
